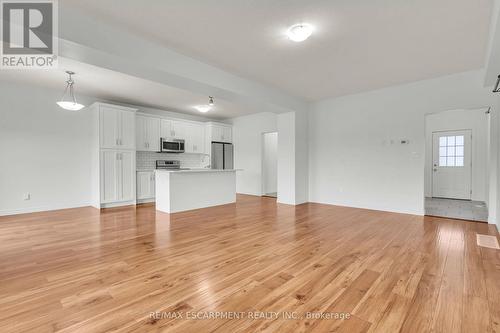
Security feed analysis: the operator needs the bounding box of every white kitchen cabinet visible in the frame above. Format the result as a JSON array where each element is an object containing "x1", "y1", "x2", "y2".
[
  {"x1": 184, "y1": 122, "x2": 205, "y2": 153},
  {"x1": 100, "y1": 150, "x2": 135, "y2": 204},
  {"x1": 99, "y1": 104, "x2": 136, "y2": 150},
  {"x1": 160, "y1": 119, "x2": 188, "y2": 139},
  {"x1": 120, "y1": 111, "x2": 136, "y2": 149},
  {"x1": 120, "y1": 151, "x2": 135, "y2": 201},
  {"x1": 101, "y1": 150, "x2": 119, "y2": 203},
  {"x1": 206, "y1": 123, "x2": 232, "y2": 143},
  {"x1": 137, "y1": 171, "x2": 155, "y2": 200},
  {"x1": 100, "y1": 107, "x2": 120, "y2": 149},
  {"x1": 137, "y1": 115, "x2": 160, "y2": 151},
  {"x1": 172, "y1": 121, "x2": 188, "y2": 139},
  {"x1": 160, "y1": 119, "x2": 173, "y2": 138},
  {"x1": 161, "y1": 119, "x2": 206, "y2": 153},
  {"x1": 90, "y1": 102, "x2": 137, "y2": 209}
]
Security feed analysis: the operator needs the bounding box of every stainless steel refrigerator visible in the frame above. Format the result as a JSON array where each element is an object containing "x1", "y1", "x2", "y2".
[{"x1": 211, "y1": 142, "x2": 233, "y2": 169}]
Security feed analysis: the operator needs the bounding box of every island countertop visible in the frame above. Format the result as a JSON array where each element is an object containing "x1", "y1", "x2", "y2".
[
  {"x1": 154, "y1": 169, "x2": 242, "y2": 173},
  {"x1": 155, "y1": 169, "x2": 238, "y2": 213}
]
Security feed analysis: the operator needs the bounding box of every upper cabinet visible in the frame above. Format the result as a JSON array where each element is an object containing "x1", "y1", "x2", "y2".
[
  {"x1": 136, "y1": 115, "x2": 160, "y2": 152},
  {"x1": 99, "y1": 104, "x2": 137, "y2": 150},
  {"x1": 160, "y1": 119, "x2": 172, "y2": 139},
  {"x1": 160, "y1": 119, "x2": 188, "y2": 139},
  {"x1": 184, "y1": 122, "x2": 205, "y2": 153},
  {"x1": 207, "y1": 123, "x2": 232, "y2": 143},
  {"x1": 161, "y1": 119, "x2": 206, "y2": 154}
]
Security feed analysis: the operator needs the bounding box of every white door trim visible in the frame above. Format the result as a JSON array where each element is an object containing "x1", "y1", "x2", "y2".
[{"x1": 431, "y1": 129, "x2": 472, "y2": 200}]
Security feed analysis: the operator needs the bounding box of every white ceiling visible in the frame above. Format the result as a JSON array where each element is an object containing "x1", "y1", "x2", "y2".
[
  {"x1": 0, "y1": 58, "x2": 252, "y2": 119},
  {"x1": 63, "y1": 0, "x2": 493, "y2": 101}
]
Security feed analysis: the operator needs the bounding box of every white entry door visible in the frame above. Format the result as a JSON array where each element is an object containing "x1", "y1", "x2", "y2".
[{"x1": 432, "y1": 130, "x2": 472, "y2": 199}]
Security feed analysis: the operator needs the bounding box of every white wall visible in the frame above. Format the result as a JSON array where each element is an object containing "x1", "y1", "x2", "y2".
[
  {"x1": 232, "y1": 112, "x2": 277, "y2": 195},
  {"x1": 295, "y1": 110, "x2": 309, "y2": 205},
  {"x1": 424, "y1": 108, "x2": 489, "y2": 201},
  {"x1": 496, "y1": 95, "x2": 500, "y2": 229},
  {"x1": 262, "y1": 132, "x2": 278, "y2": 194},
  {"x1": 277, "y1": 112, "x2": 296, "y2": 204},
  {"x1": 309, "y1": 70, "x2": 496, "y2": 216},
  {"x1": 0, "y1": 81, "x2": 94, "y2": 215},
  {"x1": 0, "y1": 81, "x2": 220, "y2": 215},
  {"x1": 489, "y1": 105, "x2": 498, "y2": 224}
]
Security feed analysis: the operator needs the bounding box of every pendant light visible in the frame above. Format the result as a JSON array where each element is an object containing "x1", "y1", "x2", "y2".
[
  {"x1": 56, "y1": 71, "x2": 85, "y2": 111},
  {"x1": 493, "y1": 75, "x2": 500, "y2": 93}
]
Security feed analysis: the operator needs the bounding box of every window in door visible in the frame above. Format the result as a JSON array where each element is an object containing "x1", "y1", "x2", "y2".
[{"x1": 438, "y1": 135, "x2": 464, "y2": 167}]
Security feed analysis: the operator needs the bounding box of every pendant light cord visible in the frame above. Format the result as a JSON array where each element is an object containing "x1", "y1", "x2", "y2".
[{"x1": 59, "y1": 72, "x2": 78, "y2": 104}]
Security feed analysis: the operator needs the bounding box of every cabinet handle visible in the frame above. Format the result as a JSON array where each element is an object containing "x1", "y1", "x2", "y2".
[{"x1": 116, "y1": 138, "x2": 119, "y2": 146}]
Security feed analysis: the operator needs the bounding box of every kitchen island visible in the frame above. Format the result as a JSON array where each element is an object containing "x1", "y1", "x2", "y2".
[{"x1": 155, "y1": 169, "x2": 237, "y2": 213}]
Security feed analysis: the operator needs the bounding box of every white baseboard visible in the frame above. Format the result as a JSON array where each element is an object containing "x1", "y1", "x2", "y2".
[
  {"x1": 307, "y1": 199, "x2": 425, "y2": 216},
  {"x1": 0, "y1": 202, "x2": 92, "y2": 217},
  {"x1": 100, "y1": 200, "x2": 136, "y2": 208},
  {"x1": 137, "y1": 198, "x2": 155, "y2": 204}
]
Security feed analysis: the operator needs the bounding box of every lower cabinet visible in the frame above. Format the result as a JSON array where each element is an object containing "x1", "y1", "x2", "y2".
[
  {"x1": 136, "y1": 171, "x2": 155, "y2": 201},
  {"x1": 100, "y1": 150, "x2": 135, "y2": 205}
]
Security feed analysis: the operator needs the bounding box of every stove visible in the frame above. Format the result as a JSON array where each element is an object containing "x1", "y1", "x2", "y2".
[{"x1": 155, "y1": 160, "x2": 180, "y2": 170}]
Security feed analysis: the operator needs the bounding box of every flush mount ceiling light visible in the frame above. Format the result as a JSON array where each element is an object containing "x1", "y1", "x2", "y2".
[
  {"x1": 493, "y1": 75, "x2": 500, "y2": 93},
  {"x1": 194, "y1": 105, "x2": 211, "y2": 113},
  {"x1": 56, "y1": 71, "x2": 85, "y2": 111},
  {"x1": 194, "y1": 96, "x2": 215, "y2": 113},
  {"x1": 286, "y1": 23, "x2": 314, "y2": 42}
]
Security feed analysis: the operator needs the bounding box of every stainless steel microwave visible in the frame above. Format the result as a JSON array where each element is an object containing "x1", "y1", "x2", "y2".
[{"x1": 160, "y1": 138, "x2": 185, "y2": 153}]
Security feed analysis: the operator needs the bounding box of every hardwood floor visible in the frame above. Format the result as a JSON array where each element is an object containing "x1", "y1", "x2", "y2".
[{"x1": 0, "y1": 194, "x2": 499, "y2": 333}]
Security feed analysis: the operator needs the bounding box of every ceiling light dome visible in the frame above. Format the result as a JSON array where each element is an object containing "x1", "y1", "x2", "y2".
[
  {"x1": 56, "y1": 71, "x2": 85, "y2": 111},
  {"x1": 194, "y1": 105, "x2": 211, "y2": 113},
  {"x1": 287, "y1": 23, "x2": 313, "y2": 42}
]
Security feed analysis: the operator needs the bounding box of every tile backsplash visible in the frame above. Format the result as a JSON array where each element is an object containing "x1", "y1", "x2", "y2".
[{"x1": 136, "y1": 151, "x2": 209, "y2": 170}]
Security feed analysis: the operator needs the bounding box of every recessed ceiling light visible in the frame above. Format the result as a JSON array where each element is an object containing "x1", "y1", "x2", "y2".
[
  {"x1": 194, "y1": 105, "x2": 211, "y2": 113},
  {"x1": 286, "y1": 23, "x2": 313, "y2": 42}
]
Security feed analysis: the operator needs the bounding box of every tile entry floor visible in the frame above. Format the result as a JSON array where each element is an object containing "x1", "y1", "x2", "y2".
[{"x1": 425, "y1": 197, "x2": 488, "y2": 222}]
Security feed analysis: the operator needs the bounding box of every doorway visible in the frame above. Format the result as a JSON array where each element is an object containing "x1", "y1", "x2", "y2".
[
  {"x1": 431, "y1": 129, "x2": 471, "y2": 200},
  {"x1": 262, "y1": 132, "x2": 278, "y2": 198},
  {"x1": 424, "y1": 108, "x2": 489, "y2": 222}
]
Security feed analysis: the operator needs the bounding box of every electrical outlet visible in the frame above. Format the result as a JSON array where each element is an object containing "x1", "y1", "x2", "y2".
[{"x1": 23, "y1": 193, "x2": 30, "y2": 200}]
